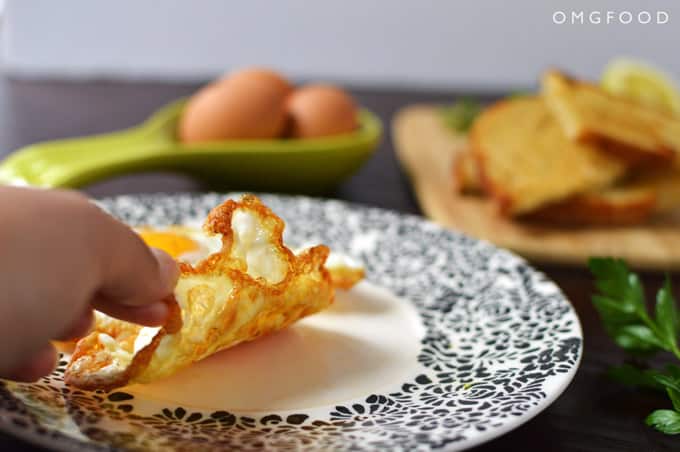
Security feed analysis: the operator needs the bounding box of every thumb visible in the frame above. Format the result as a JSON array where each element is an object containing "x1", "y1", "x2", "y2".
[{"x1": 93, "y1": 241, "x2": 179, "y2": 326}]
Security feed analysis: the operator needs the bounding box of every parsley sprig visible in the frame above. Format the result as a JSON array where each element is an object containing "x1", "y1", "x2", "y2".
[
  {"x1": 439, "y1": 98, "x2": 482, "y2": 133},
  {"x1": 589, "y1": 257, "x2": 680, "y2": 434}
]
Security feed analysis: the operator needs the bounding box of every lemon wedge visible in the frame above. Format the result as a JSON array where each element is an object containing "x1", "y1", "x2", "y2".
[{"x1": 601, "y1": 58, "x2": 680, "y2": 115}]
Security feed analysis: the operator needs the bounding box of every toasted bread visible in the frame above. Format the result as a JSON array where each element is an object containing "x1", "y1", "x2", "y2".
[
  {"x1": 527, "y1": 168, "x2": 680, "y2": 226},
  {"x1": 457, "y1": 141, "x2": 673, "y2": 226},
  {"x1": 471, "y1": 96, "x2": 627, "y2": 215},
  {"x1": 452, "y1": 144, "x2": 483, "y2": 193},
  {"x1": 628, "y1": 167, "x2": 680, "y2": 213},
  {"x1": 450, "y1": 145, "x2": 649, "y2": 223},
  {"x1": 525, "y1": 186, "x2": 655, "y2": 226},
  {"x1": 542, "y1": 71, "x2": 680, "y2": 163}
]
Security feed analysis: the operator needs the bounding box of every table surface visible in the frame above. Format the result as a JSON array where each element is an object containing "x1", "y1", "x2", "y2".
[{"x1": 0, "y1": 77, "x2": 677, "y2": 452}]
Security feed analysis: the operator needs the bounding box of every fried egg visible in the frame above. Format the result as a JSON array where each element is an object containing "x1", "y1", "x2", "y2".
[
  {"x1": 136, "y1": 225, "x2": 222, "y2": 265},
  {"x1": 137, "y1": 226, "x2": 365, "y2": 287},
  {"x1": 65, "y1": 195, "x2": 364, "y2": 390}
]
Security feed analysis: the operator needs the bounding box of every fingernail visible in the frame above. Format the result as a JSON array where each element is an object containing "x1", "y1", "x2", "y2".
[{"x1": 151, "y1": 247, "x2": 180, "y2": 293}]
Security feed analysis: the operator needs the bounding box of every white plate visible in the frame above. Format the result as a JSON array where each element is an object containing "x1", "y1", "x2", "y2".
[{"x1": 0, "y1": 193, "x2": 582, "y2": 451}]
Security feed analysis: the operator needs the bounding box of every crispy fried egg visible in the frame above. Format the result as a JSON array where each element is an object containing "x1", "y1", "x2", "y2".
[
  {"x1": 65, "y1": 195, "x2": 363, "y2": 390},
  {"x1": 136, "y1": 226, "x2": 222, "y2": 265},
  {"x1": 136, "y1": 226, "x2": 364, "y2": 287}
]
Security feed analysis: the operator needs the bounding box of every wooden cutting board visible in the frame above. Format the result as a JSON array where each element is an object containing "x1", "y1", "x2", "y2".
[{"x1": 392, "y1": 105, "x2": 680, "y2": 270}]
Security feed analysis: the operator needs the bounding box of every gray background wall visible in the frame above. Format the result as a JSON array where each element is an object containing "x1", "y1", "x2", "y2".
[{"x1": 2, "y1": 0, "x2": 678, "y2": 90}]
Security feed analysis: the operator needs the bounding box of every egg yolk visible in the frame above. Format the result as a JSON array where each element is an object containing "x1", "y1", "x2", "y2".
[{"x1": 138, "y1": 230, "x2": 199, "y2": 258}]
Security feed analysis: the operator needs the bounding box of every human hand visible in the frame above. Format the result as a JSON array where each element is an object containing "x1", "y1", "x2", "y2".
[{"x1": 0, "y1": 187, "x2": 179, "y2": 382}]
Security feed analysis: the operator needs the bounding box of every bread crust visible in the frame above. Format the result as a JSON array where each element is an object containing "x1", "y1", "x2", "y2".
[
  {"x1": 542, "y1": 70, "x2": 680, "y2": 162},
  {"x1": 524, "y1": 188, "x2": 656, "y2": 226}
]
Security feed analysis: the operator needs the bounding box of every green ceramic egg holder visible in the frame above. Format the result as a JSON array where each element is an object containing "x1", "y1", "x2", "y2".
[{"x1": 0, "y1": 99, "x2": 382, "y2": 193}]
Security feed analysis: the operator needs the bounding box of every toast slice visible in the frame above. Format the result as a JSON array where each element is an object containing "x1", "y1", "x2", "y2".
[
  {"x1": 470, "y1": 96, "x2": 627, "y2": 215},
  {"x1": 525, "y1": 186, "x2": 656, "y2": 226},
  {"x1": 527, "y1": 168, "x2": 680, "y2": 226},
  {"x1": 542, "y1": 71, "x2": 680, "y2": 163},
  {"x1": 454, "y1": 144, "x2": 675, "y2": 225},
  {"x1": 628, "y1": 167, "x2": 680, "y2": 213}
]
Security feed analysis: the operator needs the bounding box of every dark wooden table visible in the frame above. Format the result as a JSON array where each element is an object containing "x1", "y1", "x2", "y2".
[{"x1": 0, "y1": 78, "x2": 677, "y2": 451}]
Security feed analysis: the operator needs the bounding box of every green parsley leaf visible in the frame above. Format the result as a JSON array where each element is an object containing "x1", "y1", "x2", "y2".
[
  {"x1": 591, "y1": 257, "x2": 680, "y2": 435},
  {"x1": 589, "y1": 258, "x2": 646, "y2": 318},
  {"x1": 592, "y1": 294, "x2": 638, "y2": 338},
  {"x1": 654, "y1": 373, "x2": 680, "y2": 411},
  {"x1": 656, "y1": 277, "x2": 679, "y2": 353},
  {"x1": 615, "y1": 325, "x2": 666, "y2": 351},
  {"x1": 669, "y1": 390, "x2": 680, "y2": 412},
  {"x1": 646, "y1": 410, "x2": 680, "y2": 434},
  {"x1": 653, "y1": 374, "x2": 680, "y2": 392},
  {"x1": 589, "y1": 258, "x2": 661, "y2": 353},
  {"x1": 589, "y1": 258, "x2": 633, "y2": 300},
  {"x1": 440, "y1": 99, "x2": 482, "y2": 133}
]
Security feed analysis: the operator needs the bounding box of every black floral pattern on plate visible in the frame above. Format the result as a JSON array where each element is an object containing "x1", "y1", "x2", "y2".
[{"x1": 0, "y1": 193, "x2": 582, "y2": 451}]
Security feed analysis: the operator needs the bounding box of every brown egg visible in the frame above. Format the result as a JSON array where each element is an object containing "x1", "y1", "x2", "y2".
[
  {"x1": 179, "y1": 68, "x2": 293, "y2": 142},
  {"x1": 286, "y1": 84, "x2": 359, "y2": 138}
]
